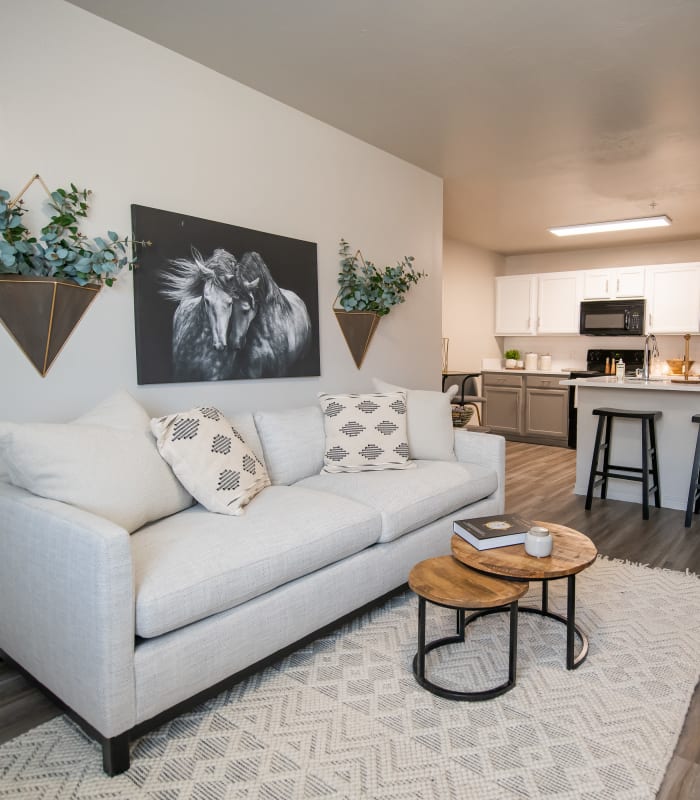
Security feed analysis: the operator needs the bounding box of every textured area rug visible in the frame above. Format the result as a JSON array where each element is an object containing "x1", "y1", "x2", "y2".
[{"x1": 1, "y1": 558, "x2": 699, "y2": 799}]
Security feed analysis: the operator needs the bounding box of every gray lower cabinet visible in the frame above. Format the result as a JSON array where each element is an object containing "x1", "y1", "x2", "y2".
[
  {"x1": 483, "y1": 372, "x2": 569, "y2": 446},
  {"x1": 483, "y1": 373, "x2": 523, "y2": 435}
]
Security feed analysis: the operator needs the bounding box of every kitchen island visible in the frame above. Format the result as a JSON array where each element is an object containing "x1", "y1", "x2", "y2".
[{"x1": 561, "y1": 375, "x2": 700, "y2": 512}]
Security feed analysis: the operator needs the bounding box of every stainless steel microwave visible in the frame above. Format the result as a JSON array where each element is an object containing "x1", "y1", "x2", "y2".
[{"x1": 579, "y1": 299, "x2": 645, "y2": 336}]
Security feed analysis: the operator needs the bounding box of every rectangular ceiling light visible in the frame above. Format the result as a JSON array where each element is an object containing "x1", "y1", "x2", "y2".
[{"x1": 549, "y1": 215, "x2": 671, "y2": 237}]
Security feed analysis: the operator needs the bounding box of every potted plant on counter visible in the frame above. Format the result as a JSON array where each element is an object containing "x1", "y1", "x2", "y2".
[
  {"x1": 334, "y1": 238, "x2": 426, "y2": 368},
  {"x1": 504, "y1": 349, "x2": 520, "y2": 369}
]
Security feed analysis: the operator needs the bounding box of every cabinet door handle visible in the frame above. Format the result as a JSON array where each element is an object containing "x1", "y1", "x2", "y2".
[
  {"x1": 616, "y1": 278, "x2": 620, "y2": 293},
  {"x1": 605, "y1": 279, "x2": 608, "y2": 294}
]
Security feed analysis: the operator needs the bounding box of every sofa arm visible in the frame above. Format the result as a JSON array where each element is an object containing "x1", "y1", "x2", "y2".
[
  {"x1": 454, "y1": 429, "x2": 506, "y2": 513},
  {"x1": 0, "y1": 482, "x2": 136, "y2": 738}
]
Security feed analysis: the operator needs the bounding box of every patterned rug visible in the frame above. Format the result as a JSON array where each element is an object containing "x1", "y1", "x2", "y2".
[{"x1": 1, "y1": 557, "x2": 699, "y2": 799}]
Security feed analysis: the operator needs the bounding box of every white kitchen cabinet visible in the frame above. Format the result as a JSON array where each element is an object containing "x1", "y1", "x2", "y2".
[
  {"x1": 536, "y1": 271, "x2": 582, "y2": 334},
  {"x1": 582, "y1": 267, "x2": 645, "y2": 299},
  {"x1": 495, "y1": 275, "x2": 537, "y2": 335},
  {"x1": 645, "y1": 263, "x2": 700, "y2": 334}
]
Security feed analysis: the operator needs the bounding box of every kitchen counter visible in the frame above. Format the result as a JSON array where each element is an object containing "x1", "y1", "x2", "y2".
[
  {"x1": 562, "y1": 375, "x2": 700, "y2": 391},
  {"x1": 569, "y1": 377, "x2": 700, "y2": 513},
  {"x1": 482, "y1": 368, "x2": 573, "y2": 376}
]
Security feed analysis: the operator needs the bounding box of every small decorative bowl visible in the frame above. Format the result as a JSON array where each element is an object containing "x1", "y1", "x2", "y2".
[{"x1": 666, "y1": 359, "x2": 695, "y2": 375}]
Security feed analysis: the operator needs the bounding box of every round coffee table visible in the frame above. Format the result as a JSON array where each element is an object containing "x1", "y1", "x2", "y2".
[
  {"x1": 451, "y1": 521, "x2": 598, "y2": 669},
  {"x1": 408, "y1": 556, "x2": 529, "y2": 700}
]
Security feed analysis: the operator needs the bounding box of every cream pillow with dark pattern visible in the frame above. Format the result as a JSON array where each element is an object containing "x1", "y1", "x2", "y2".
[
  {"x1": 318, "y1": 392, "x2": 415, "y2": 473},
  {"x1": 151, "y1": 407, "x2": 270, "y2": 515}
]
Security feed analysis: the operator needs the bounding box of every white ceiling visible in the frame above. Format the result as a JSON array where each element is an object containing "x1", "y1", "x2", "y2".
[{"x1": 67, "y1": 0, "x2": 700, "y2": 255}]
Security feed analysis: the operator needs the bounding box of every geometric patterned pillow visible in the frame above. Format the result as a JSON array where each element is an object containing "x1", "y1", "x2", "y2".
[
  {"x1": 150, "y1": 407, "x2": 271, "y2": 515},
  {"x1": 318, "y1": 392, "x2": 415, "y2": 473}
]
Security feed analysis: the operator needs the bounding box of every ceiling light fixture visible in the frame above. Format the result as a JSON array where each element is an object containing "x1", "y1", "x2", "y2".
[{"x1": 548, "y1": 215, "x2": 671, "y2": 237}]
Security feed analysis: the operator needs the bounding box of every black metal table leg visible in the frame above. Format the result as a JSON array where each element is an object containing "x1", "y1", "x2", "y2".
[
  {"x1": 417, "y1": 596, "x2": 426, "y2": 681},
  {"x1": 567, "y1": 574, "x2": 576, "y2": 669},
  {"x1": 508, "y1": 601, "x2": 518, "y2": 684},
  {"x1": 412, "y1": 599, "x2": 519, "y2": 701},
  {"x1": 501, "y1": 575, "x2": 589, "y2": 670}
]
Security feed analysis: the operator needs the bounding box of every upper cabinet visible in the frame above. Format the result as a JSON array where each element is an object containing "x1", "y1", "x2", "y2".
[
  {"x1": 495, "y1": 262, "x2": 700, "y2": 337},
  {"x1": 495, "y1": 275, "x2": 538, "y2": 335},
  {"x1": 645, "y1": 263, "x2": 700, "y2": 334},
  {"x1": 582, "y1": 267, "x2": 645, "y2": 300},
  {"x1": 537, "y1": 271, "x2": 582, "y2": 334}
]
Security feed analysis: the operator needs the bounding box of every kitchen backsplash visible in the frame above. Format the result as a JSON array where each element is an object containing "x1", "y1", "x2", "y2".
[{"x1": 496, "y1": 334, "x2": 700, "y2": 373}]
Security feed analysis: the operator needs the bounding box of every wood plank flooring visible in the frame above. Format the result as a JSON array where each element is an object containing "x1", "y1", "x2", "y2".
[
  {"x1": 0, "y1": 440, "x2": 698, "y2": 797},
  {"x1": 504, "y1": 441, "x2": 700, "y2": 800}
]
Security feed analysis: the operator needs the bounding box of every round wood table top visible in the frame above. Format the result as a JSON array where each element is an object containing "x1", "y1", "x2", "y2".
[
  {"x1": 408, "y1": 555, "x2": 529, "y2": 609},
  {"x1": 451, "y1": 521, "x2": 598, "y2": 581}
]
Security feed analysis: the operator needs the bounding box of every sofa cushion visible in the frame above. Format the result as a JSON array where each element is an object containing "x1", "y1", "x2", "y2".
[
  {"x1": 296, "y1": 460, "x2": 498, "y2": 543},
  {"x1": 74, "y1": 389, "x2": 153, "y2": 432},
  {"x1": 131, "y1": 484, "x2": 381, "y2": 638},
  {"x1": 319, "y1": 392, "x2": 413, "y2": 473},
  {"x1": 254, "y1": 406, "x2": 325, "y2": 484},
  {"x1": 151, "y1": 407, "x2": 270, "y2": 516},
  {"x1": 372, "y1": 378, "x2": 456, "y2": 461},
  {"x1": 0, "y1": 392, "x2": 193, "y2": 533}
]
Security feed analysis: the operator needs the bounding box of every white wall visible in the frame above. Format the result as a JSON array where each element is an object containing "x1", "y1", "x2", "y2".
[
  {"x1": 442, "y1": 238, "x2": 504, "y2": 370},
  {"x1": 0, "y1": 0, "x2": 443, "y2": 423}
]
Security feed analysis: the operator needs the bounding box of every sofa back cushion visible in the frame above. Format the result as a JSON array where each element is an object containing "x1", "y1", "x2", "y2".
[
  {"x1": 372, "y1": 378, "x2": 456, "y2": 461},
  {"x1": 0, "y1": 391, "x2": 193, "y2": 532},
  {"x1": 253, "y1": 406, "x2": 325, "y2": 484}
]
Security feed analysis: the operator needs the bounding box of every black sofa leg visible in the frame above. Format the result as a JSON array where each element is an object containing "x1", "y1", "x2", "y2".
[{"x1": 102, "y1": 733, "x2": 130, "y2": 776}]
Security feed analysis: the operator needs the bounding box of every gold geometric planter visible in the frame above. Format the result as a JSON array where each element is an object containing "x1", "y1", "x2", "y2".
[
  {"x1": 333, "y1": 309, "x2": 381, "y2": 369},
  {"x1": 0, "y1": 275, "x2": 100, "y2": 376}
]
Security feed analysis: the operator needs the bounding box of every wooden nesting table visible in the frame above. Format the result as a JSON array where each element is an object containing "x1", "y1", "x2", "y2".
[
  {"x1": 408, "y1": 555, "x2": 529, "y2": 700},
  {"x1": 451, "y1": 521, "x2": 598, "y2": 669}
]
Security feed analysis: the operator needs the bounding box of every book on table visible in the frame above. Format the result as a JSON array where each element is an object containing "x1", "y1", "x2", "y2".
[{"x1": 453, "y1": 514, "x2": 532, "y2": 550}]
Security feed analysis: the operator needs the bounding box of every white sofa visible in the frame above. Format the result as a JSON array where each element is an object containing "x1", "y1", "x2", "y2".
[{"x1": 0, "y1": 398, "x2": 505, "y2": 775}]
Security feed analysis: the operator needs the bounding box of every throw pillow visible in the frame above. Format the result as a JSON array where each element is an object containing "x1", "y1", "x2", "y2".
[
  {"x1": 318, "y1": 392, "x2": 414, "y2": 473},
  {"x1": 372, "y1": 378, "x2": 456, "y2": 461},
  {"x1": 151, "y1": 407, "x2": 271, "y2": 515},
  {"x1": 0, "y1": 392, "x2": 193, "y2": 533}
]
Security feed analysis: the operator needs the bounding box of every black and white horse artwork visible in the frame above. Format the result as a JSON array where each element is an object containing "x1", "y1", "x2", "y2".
[{"x1": 160, "y1": 248, "x2": 311, "y2": 381}]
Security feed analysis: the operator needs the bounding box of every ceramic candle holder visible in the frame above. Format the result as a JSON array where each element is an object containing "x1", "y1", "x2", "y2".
[{"x1": 525, "y1": 526, "x2": 553, "y2": 558}]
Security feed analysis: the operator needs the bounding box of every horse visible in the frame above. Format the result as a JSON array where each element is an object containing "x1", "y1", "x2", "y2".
[
  {"x1": 160, "y1": 247, "x2": 311, "y2": 381},
  {"x1": 160, "y1": 248, "x2": 246, "y2": 381},
  {"x1": 229, "y1": 250, "x2": 312, "y2": 379}
]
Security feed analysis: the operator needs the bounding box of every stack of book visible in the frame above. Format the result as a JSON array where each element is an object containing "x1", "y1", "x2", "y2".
[{"x1": 453, "y1": 514, "x2": 532, "y2": 551}]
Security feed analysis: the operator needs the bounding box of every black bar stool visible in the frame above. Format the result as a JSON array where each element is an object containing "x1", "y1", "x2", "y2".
[
  {"x1": 685, "y1": 414, "x2": 700, "y2": 527},
  {"x1": 585, "y1": 407, "x2": 662, "y2": 520}
]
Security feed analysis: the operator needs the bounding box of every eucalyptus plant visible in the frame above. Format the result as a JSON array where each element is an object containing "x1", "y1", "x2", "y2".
[
  {"x1": 0, "y1": 183, "x2": 146, "y2": 287},
  {"x1": 337, "y1": 238, "x2": 426, "y2": 316}
]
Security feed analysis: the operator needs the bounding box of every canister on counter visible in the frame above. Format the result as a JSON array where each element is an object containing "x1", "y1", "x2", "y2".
[
  {"x1": 524, "y1": 352, "x2": 539, "y2": 370},
  {"x1": 539, "y1": 354, "x2": 552, "y2": 371}
]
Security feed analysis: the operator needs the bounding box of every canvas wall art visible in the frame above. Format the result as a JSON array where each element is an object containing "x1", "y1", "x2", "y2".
[{"x1": 131, "y1": 205, "x2": 320, "y2": 384}]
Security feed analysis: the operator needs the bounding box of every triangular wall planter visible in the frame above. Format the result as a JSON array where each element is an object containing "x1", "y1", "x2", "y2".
[
  {"x1": 333, "y1": 309, "x2": 381, "y2": 369},
  {"x1": 0, "y1": 275, "x2": 100, "y2": 376}
]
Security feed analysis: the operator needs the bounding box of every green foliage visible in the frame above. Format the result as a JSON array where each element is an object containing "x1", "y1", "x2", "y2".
[
  {"x1": 504, "y1": 349, "x2": 520, "y2": 360},
  {"x1": 0, "y1": 183, "x2": 146, "y2": 287},
  {"x1": 337, "y1": 239, "x2": 426, "y2": 317}
]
